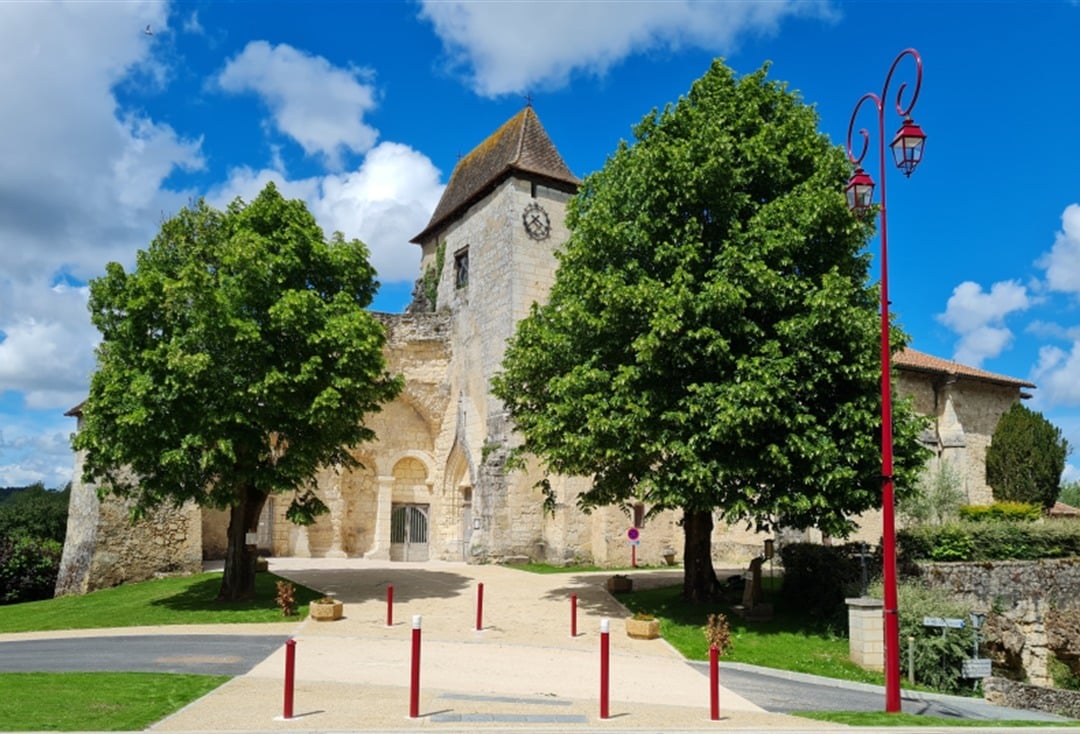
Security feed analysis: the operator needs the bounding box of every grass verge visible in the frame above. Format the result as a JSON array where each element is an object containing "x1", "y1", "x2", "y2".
[
  {"x1": 619, "y1": 581, "x2": 885, "y2": 686},
  {"x1": 795, "y1": 711, "x2": 1080, "y2": 727},
  {"x1": 0, "y1": 572, "x2": 322, "y2": 632},
  {"x1": 0, "y1": 672, "x2": 229, "y2": 731}
]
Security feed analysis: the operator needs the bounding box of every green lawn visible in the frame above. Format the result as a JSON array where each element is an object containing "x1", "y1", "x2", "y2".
[
  {"x1": 619, "y1": 580, "x2": 886, "y2": 685},
  {"x1": 0, "y1": 572, "x2": 321, "y2": 632},
  {"x1": 0, "y1": 572, "x2": 322, "y2": 730},
  {"x1": 0, "y1": 672, "x2": 229, "y2": 731},
  {"x1": 796, "y1": 711, "x2": 1080, "y2": 727}
]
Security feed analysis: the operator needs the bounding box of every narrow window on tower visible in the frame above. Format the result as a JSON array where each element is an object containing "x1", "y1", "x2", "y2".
[{"x1": 454, "y1": 247, "x2": 469, "y2": 289}]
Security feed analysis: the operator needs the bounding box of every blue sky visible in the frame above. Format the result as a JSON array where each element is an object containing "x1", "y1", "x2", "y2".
[{"x1": 1, "y1": 1, "x2": 1078, "y2": 489}]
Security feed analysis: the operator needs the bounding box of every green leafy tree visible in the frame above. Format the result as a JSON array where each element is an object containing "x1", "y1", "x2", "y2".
[
  {"x1": 0, "y1": 536, "x2": 63, "y2": 605},
  {"x1": 1060, "y1": 479, "x2": 1080, "y2": 509},
  {"x1": 898, "y1": 462, "x2": 965, "y2": 527},
  {"x1": 492, "y1": 60, "x2": 928, "y2": 602},
  {"x1": 74, "y1": 183, "x2": 402, "y2": 600},
  {"x1": 0, "y1": 483, "x2": 71, "y2": 543},
  {"x1": 986, "y1": 403, "x2": 1069, "y2": 510}
]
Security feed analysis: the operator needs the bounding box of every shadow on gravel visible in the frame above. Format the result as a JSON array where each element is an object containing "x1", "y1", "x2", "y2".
[
  {"x1": 538, "y1": 569, "x2": 690, "y2": 617},
  {"x1": 269, "y1": 567, "x2": 472, "y2": 604}
]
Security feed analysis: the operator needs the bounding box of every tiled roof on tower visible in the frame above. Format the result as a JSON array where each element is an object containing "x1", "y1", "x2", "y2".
[
  {"x1": 894, "y1": 348, "x2": 1036, "y2": 390},
  {"x1": 411, "y1": 106, "x2": 580, "y2": 244}
]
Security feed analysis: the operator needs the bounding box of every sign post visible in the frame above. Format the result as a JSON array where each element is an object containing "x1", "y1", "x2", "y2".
[{"x1": 627, "y1": 528, "x2": 640, "y2": 568}]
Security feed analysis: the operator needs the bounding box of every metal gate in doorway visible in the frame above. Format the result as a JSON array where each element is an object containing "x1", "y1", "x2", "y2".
[{"x1": 390, "y1": 503, "x2": 429, "y2": 561}]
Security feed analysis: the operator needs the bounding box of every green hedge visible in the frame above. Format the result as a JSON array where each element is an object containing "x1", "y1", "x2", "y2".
[
  {"x1": 958, "y1": 501, "x2": 1041, "y2": 523},
  {"x1": 779, "y1": 542, "x2": 879, "y2": 625},
  {"x1": 898, "y1": 521, "x2": 1080, "y2": 563}
]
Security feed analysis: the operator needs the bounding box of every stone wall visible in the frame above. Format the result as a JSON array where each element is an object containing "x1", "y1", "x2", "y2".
[
  {"x1": 918, "y1": 560, "x2": 1080, "y2": 687},
  {"x1": 984, "y1": 677, "x2": 1080, "y2": 718},
  {"x1": 896, "y1": 372, "x2": 1020, "y2": 505},
  {"x1": 56, "y1": 420, "x2": 204, "y2": 595},
  {"x1": 55, "y1": 482, "x2": 203, "y2": 595},
  {"x1": 919, "y1": 559, "x2": 1080, "y2": 611}
]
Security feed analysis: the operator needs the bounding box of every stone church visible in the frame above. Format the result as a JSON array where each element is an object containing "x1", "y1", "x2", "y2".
[{"x1": 56, "y1": 107, "x2": 1035, "y2": 594}]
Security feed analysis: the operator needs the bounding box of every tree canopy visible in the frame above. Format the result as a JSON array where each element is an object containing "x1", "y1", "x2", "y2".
[
  {"x1": 74, "y1": 183, "x2": 401, "y2": 599},
  {"x1": 986, "y1": 403, "x2": 1069, "y2": 510},
  {"x1": 492, "y1": 60, "x2": 928, "y2": 601},
  {"x1": 0, "y1": 483, "x2": 70, "y2": 544}
]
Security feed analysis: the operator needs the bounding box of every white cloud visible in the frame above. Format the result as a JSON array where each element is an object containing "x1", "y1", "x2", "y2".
[
  {"x1": 208, "y1": 142, "x2": 445, "y2": 283},
  {"x1": 215, "y1": 41, "x2": 379, "y2": 169},
  {"x1": 1032, "y1": 343, "x2": 1080, "y2": 408},
  {"x1": 0, "y1": 428, "x2": 75, "y2": 488},
  {"x1": 952, "y1": 327, "x2": 1015, "y2": 368},
  {"x1": 1026, "y1": 320, "x2": 1080, "y2": 341},
  {"x1": 419, "y1": 0, "x2": 834, "y2": 96},
  {"x1": 0, "y1": 0, "x2": 206, "y2": 485},
  {"x1": 1038, "y1": 203, "x2": 1080, "y2": 296},
  {"x1": 0, "y1": 284, "x2": 96, "y2": 410},
  {"x1": 182, "y1": 10, "x2": 203, "y2": 35},
  {"x1": 937, "y1": 280, "x2": 1031, "y2": 365},
  {"x1": 0, "y1": 2, "x2": 203, "y2": 284},
  {"x1": 1065, "y1": 463, "x2": 1080, "y2": 484}
]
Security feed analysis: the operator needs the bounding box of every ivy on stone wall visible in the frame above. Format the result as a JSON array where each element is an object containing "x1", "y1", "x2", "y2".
[{"x1": 422, "y1": 241, "x2": 446, "y2": 311}]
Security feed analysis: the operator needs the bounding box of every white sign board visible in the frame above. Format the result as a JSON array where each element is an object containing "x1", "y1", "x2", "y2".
[
  {"x1": 923, "y1": 616, "x2": 965, "y2": 628},
  {"x1": 962, "y1": 658, "x2": 992, "y2": 678}
]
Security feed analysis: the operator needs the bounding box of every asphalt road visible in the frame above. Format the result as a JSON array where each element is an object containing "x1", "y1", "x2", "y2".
[
  {"x1": 0, "y1": 635, "x2": 290, "y2": 676},
  {"x1": 704, "y1": 662, "x2": 1069, "y2": 722}
]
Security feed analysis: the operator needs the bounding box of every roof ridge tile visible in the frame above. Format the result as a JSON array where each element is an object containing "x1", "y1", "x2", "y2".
[{"x1": 411, "y1": 107, "x2": 579, "y2": 244}]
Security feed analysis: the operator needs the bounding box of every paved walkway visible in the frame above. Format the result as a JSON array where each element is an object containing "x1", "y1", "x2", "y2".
[{"x1": 151, "y1": 558, "x2": 830, "y2": 731}]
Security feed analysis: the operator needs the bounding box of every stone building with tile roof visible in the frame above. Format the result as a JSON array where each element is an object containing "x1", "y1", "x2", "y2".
[
  {"x1": 58, "y1": 108, "x2": 1037, "y2": 593},
  {"x1": 893, "y1": 348, "x2": 1035, "y2": 506}
]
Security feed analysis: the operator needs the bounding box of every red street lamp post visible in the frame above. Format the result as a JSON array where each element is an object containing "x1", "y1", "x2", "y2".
[{"x1": 845, "y1": 48, "x2": 927, "y2": 714}]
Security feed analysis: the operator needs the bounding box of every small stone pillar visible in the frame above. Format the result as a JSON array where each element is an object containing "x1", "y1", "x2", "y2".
[{"x1": 846, "y1": 597, "x2": 884, "y2": 671}]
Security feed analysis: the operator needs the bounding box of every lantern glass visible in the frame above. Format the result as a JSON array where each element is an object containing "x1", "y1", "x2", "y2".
[
  {"x1": 845, "y1": 169, "x2": 875, "y2": 214},
  {"x1": 890, "y1": 118, "x2": 926, "y2": 177}
]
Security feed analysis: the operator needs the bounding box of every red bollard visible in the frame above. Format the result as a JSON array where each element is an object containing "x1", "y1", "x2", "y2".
[
  {"x1": 409, "y1": 615, "x2": 422, "y2": 718},
  {"x1": 386, "y1": 584, "x2": 394, "y2": 627},
  {"x1": 570, "y1": 594, "x2": 578, "y2": 638},
  {"x1": 599, "y1": 618, "x2": 610, "y2": 719},
  {"x1": 476, "y1": 582, "x2": 484, "y2": 631},
  {"x1": 283, "y1": 638, "x2": 296, "y2": 720},
  {"x1": 709, "y1": 644, "x2": 719, "y2": 720}
]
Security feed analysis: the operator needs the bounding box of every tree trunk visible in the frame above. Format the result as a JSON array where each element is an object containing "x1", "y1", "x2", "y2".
[
  {"x1": 682, "y1": 509, "x2": 719, "y2": 603},
  {"x1": 219, "y1": 484, "x2": 268, "y2": 600}
]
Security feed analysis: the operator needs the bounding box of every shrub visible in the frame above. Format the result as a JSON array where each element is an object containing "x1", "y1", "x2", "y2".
[
  {"x1": 869, "y1": 579, "x2": 972, "y2": 694},
  {"x1": 275, "y1": 581, "x2": 296, "y2": 616},
  {"x1": 703, "y1": 613, "x2": 732, "y2": 655},
  {"x1": 779, "y1": 543, "x2": 875, "y2": 625},
  {"x1": 0, "y1": 536, "x2": 63, "y2": 604},
  {"x1": 928, "y1": 524, "x2": 974, "y2": 561},
  {"x1": 1050, "y1": 654, "x2": 1080, "y2": 691},
  {"x1": 898, "y1": 521, "x2": 1080, "y2": 562},
  {"x1": 959, "y1": 501, "x2": 1041, "y2": 523}
]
